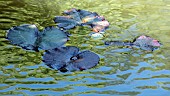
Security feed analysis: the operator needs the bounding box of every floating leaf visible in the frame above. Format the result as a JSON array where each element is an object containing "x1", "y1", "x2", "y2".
[
  {"x1": 43, "y1": 46, "x2": 79, "y2": 70},
  {"x1": 6, "y1": 24, "x2": 68, "y2": 51},
  {"x1": 65, "y1": 51, "x2": 100, "y2": 72},
  {"x1": 77, "y1": 9, "x2": 98, "y2": 19},
  {"x1": 38, "y1": 27, "x2": 68, "y2": 50},
  {"x1": 105, "y1": 35, "x2": 161, "y2": 51},
  {"x1": 133, "y1": 35, "x2": 161, "y2": 51},
  {"x1": 43, "y1": 46, "x2": 100, "y2": 72},
  {"x1": 54, "y1": 16, "x2": 79, "y2": 24},
  {"x1": 54, "y1": 8, "x2": 109, "y2": 33},
  {"x1": 6, "y1": 24, "x2": 39, "y2": 50},
  {"x1": 54, "y1": 16, "x2": 79, "y2": 30},
  {"x1": 105, "y1": 41, "x2": 132, "y2": 46}
]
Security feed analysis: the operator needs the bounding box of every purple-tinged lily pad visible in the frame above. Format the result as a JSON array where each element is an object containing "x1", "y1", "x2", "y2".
[
  {"x1": 133, "y1": 35, "x2": 161, "y2": 51},
  {"x1": 43, "y1": 46, "x2": 100, "y2": 72},
  {"x1": 105, "y1": 35, "x2": 161, "y2": 51}
]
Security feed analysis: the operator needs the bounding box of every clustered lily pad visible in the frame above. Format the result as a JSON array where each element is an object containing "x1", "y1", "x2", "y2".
[
  {"x1": 105, "y1": 35, "x2": 161, "y2": 51},
  {"x1": 7, "y1": 24, "x2": 68, "y2": 51},
  {"x1": 54, "y1": 8, "x2": 110, "y2": 33},
  {"x1": 6, "y1": 8, "x2": 162, "y2": 72}
]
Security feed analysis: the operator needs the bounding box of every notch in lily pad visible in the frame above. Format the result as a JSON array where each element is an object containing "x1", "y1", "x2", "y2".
[
  {"x1": 43, "y1": 46, "x2": 100, "y2": 72},
  {"x1": 6, "y1": 24, "x2": 68, "y2": 51}
]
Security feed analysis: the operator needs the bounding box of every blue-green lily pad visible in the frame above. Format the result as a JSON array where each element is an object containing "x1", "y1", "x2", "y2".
[
  {"x1": 38, "y1": 26, "x2": 68, "y2": 50},
  {"x1": 6, "y1": 24, "x2": 68, "y2": 51},
  {"x1": 6, "y1": 24, "x2": 39, "y2": 50}
]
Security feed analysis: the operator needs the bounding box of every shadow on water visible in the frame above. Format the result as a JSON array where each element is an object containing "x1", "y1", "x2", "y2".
[{"x1": 0, "y1": 0, "x2": 170, "y2": 96}]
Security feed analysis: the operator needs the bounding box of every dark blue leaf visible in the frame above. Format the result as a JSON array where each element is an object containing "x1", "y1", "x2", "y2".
[
  {"x1": 54, "y1": 16, "x2": 79, "y2": 30},
  {"x1": 65, "y1": 50, "x2": 100, "y2": 71},
  {"x1": 105, "y1": 41, "x2": 133, "y2": 46},
  {"x1": 54, "y1": 16, "x2": 79, "y2": 24},
  {"x1": 6, "y1": 24, "x2": 39, "y2": 50},
  {"x1": 43, "y1": 46, "x2": 100, "y2": 72},
  {"x1": 43, "y1": 46, "x2": 79, "y2": 70},
  {"x1": 57, "y1": 23, "x2": 77, "y2": 30},
  {"x1": 38, "y1": 27, "x2": 68, "y2": 50}
]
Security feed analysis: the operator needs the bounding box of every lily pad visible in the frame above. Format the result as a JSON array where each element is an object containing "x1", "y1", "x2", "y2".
[
  {"x1": 6, "y1": 24, "x2": 39, "y2": 50},
  {"x1": 105, "y1": 35, "x2": 161, "y2": 51},
  {"x1": 77, "y1": 9, "x2": 98, "y2": 19},
  {"x1": 54, "y1": 8, "x2": 109, "y2": 33},
  {"x1": 65, "y1": 50, "x2": 100, "y2": 72},
  {"x1": 38, "y1": 26, "x2": 68, "y2": 50},
  {"x1": 43, "y1": 46, "x2": 79, "y2": 70},
  {"x1": 6, "y1": 24, "x2": 68, "y2": 51},
  {"x1": 43, "y1": 46, "x2": 100, "y2": 72},
  {"x1": 54, "y1": 16, "x2": 79, "y2": 30},
  {"x1": 133, "y1": 35, "x2": 161, "y2": 51}
]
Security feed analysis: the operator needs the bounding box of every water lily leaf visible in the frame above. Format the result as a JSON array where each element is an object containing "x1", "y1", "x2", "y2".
[
  {"x1": 43, "y1": 46, "x2": 100, "y2": 72},
  {"x1": 63, "y1": 8, "x2": 78, "y2": 15},
  {"x1": 7, "y1": 24, "x2": 68, "y2": 51},
  {"x1": 133, "y1": 35, "x2": 161, "y2": 51},
  {"x1": 77, "y1": 9, "x2": 98, "y2": 19},
  {"x1": 54, "y1": 16, "x2": 79, "y2": 24},
  {"x1": 38, "y1": 27, "x2": 68, "y2": 50},
  {"x1": 43, "y1": 46, "x2": 79, "y2": 70},
  {"x1": 65, "y1": 51, "x2": 100, "y2": 71},
  {"x1": 54, "y1": 16, "x2": 79, "y2": 30},
  {"x1": 6, "y1": 24, "x2": 39, "y2": 50},
  {"x1": 105, "y1": 35, "x2": 161, "y2": 51}
]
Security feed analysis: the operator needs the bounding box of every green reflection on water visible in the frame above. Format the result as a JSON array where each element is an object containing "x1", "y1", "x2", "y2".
[{"x1": 0, "y1": 0, "x2": 170, "y2": 96}]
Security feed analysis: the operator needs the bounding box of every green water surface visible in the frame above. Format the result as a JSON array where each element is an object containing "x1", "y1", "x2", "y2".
[{"x1": 0, "y1": 0, "x2": 170, "y2": 96}]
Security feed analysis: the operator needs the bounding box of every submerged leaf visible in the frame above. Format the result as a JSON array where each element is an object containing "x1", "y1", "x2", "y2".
[
  {"x1": 6, "y1": 24, "x2": 39, "y2": 50},
  {"x1": 43, "y1": 46, "x2": 100, "y2": 72},
  {"x1": 38, "y1": 27, "x2": 68, "y2": 50}
]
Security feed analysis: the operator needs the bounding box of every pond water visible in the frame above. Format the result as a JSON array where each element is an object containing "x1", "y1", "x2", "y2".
[{"x1": 0, "y1": 0, "x2": 170, "y2": 96}]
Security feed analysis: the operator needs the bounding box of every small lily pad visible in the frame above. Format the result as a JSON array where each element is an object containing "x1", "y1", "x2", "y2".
[
  {"x1": 105, "y1": 35, "x2": 161, "y2": 51},
  {"x1": 43, "y1": 46, "x2": 100, "y2": 72},
  {"x1": 133, "y1": 35, "x2": 161, "y2": 51}
]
